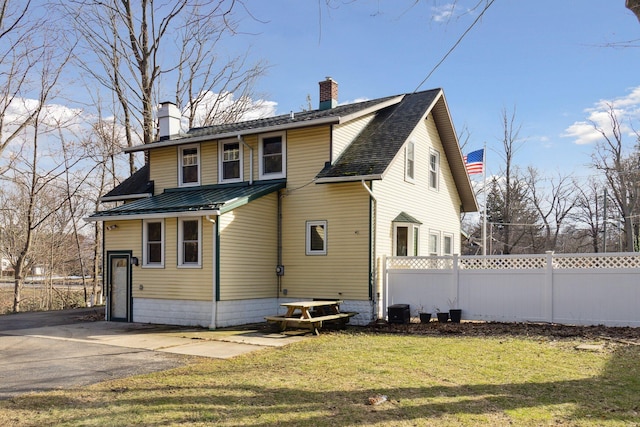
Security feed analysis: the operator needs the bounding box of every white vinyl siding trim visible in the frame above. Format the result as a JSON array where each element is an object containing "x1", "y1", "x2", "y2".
[
  {"x1": 142, "y1": 219, "x2": 164, "y2": 268},
  {"x1": 179, "y1": 143, "x2": 200, "y2": 187}
]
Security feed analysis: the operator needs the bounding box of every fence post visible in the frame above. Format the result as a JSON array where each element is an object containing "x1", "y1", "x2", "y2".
[
  {"x1": 382, "y1": 254, "x2": 387, "y2": 321},
  {"x1": 452, "y1": 254, "x2": 460, "y2": 307},
  {"x1": 544, "y1": 251, "x2": 554, "y2": 322}
]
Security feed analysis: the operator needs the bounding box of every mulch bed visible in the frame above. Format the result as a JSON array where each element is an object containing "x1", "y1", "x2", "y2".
[{"x1": 364, "y1": 320, "x2": 640, "y2": 344}]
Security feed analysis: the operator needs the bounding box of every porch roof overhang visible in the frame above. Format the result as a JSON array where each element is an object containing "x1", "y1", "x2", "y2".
[{"x1": 86, "y1": 179, "x2": 286, "y2": 222}]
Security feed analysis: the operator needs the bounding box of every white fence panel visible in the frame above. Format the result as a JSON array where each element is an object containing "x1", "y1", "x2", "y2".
[{"x1": 384, "y1": 253, "x2": 640, "y2": 327}]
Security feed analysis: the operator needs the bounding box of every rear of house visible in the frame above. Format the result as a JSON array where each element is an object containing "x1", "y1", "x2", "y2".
[{"x1": 89, "y1": 78, "x2": 476, "y2": 328}]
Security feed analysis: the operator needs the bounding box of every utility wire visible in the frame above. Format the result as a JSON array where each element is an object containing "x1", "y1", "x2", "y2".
[{"x1": 414, "y1": 0, "x2": 496, "y2": 93}]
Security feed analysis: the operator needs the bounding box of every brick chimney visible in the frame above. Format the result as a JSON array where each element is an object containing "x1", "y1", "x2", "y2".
[
  {"x1": 319, "y1": 77, "x2": 338, "y2": 110},
  {"x1": 157, "y1": 102, "x2": 181, "y2": 140}
]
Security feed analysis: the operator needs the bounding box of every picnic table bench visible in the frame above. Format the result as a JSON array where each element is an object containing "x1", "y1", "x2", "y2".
[{"x1": 265, "y1": 300, "x2": 357, "y2": 335}]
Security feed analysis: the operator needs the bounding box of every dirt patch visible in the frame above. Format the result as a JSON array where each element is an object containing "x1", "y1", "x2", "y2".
[{"x1": 364, "y1": 320, "x2": 640, "y2": 344}]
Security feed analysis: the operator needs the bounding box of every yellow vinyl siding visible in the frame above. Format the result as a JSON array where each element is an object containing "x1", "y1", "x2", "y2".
[
  {"x1": 149, "y1": 147, "x2": 177, "y2": 194},
  {"x1": 281, "y1": 126, "x2": 370, "y2": 300},
  {"x1": 332, "y1": 113, "x2": 375, "y2": 162},
  {"x1": 218, "y1": 193, "x2": 278, "y2": 300},
  {"x1": 201, "y1": 141, "x2": 217, "y2": 185},
  {"x1": 104, "y1": 218, "x2": 213, "y2": 302}
]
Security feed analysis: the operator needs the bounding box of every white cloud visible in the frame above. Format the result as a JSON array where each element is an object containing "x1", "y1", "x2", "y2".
[
  {"x1": 431, "y1": 3, "x2": 457, "y2": 22},
  {"x1": 563, "y1": 85, "x2": 640, "y2": 145}
]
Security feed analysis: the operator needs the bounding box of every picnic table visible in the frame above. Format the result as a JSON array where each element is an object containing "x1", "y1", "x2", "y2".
[{"x1": 265, "y1": 300, "x2": 357, "y2": 335}]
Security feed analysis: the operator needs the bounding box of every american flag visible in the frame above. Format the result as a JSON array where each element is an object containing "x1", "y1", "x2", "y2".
[{"x1": 464, "y1": 149, "x2": 484, "y2": 175}]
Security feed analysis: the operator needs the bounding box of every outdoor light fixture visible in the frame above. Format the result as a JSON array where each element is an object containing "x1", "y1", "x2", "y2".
[
  {"x1": 130, "y1": 257, "x2": 139, "y2": 266},
  {"x1": 106, "y1": 224, "x2": 118, "y2": 231}
]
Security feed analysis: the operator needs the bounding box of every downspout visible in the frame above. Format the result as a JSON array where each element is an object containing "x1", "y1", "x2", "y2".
[
  {"x1": 362, "y1": 180, "x2": 378, "y2": 321},
  {"x1": 237, "y1": 135, "x2": 253, "y2": 185},
  {"x1": 206, "y1": 215, "x2": 218, "y2": 329}
]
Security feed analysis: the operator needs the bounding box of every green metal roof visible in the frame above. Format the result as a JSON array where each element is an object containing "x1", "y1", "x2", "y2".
[
  {"x1": 392, "y1": 212, "x2": 422, "y2": 224},
  {"x1": 88, "y1": 180, "x2": 285, "y2": 221}
]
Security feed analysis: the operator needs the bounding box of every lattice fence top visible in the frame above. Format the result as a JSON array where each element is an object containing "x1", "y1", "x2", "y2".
[{"x1": 387, "y1": 253, "x2": 640, "y2": 270}]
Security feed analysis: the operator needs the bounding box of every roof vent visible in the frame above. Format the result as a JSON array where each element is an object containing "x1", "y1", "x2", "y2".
[{"x1": 319, "y1": 77, "x2": 338, "y2": 110}]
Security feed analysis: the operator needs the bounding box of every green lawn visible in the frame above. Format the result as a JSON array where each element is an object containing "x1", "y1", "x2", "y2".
[{"x1": 1, "y1": 330, "x2": 639, "y2": 426}]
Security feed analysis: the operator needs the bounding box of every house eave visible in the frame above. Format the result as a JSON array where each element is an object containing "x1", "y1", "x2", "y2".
[
  {"x1": 336, "y1": 95, "x2": 404, "y2": 124},
  {"x1": 99, "y1": 193, "x2": 152, "y2": 203},
  {"x1": 85, "y1": 209, "x2": 221, "y2": 222},
  {"x1": 315, "y1": 174, "x2": 383, "y2": 184}
]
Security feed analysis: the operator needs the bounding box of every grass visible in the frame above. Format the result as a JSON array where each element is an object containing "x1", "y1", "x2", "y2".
[{"x1": 1, "y1": 330, "x2": 639, "y2": 426}]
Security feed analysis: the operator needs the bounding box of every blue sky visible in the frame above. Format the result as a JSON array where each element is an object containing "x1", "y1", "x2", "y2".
[{"x1": 228, "y1": 0, "x2": 640, "y2": 180}]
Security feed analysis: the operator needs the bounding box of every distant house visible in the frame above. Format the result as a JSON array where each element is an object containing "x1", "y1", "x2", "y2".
[{"x1": 88, "y1": 78, "x2": 477, "y2": 327}]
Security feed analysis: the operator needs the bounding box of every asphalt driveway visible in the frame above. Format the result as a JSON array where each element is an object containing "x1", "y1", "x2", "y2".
[{"x1": 0, "y1": 308, "x2": 306, "y2": 400}]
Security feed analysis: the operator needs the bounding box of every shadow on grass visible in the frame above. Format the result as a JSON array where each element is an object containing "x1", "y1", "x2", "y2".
[{"x1": 6, "y1": 344, "x2": 639, "y2": 426}]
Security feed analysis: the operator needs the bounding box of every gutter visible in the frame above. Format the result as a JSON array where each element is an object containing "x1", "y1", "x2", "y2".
[
  {"x1": 99, "y1": 193, "x2": 152, "y2": 203},
  {"x1": 315, "y1": 174, "x2": 382, "y2": 184}
]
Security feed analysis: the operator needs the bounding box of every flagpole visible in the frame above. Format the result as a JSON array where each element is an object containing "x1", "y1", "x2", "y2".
[{"x1": 482, "y1": 142, "x2": 487, "y2": 256}]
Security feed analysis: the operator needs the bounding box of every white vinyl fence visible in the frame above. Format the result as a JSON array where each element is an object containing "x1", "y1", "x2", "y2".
[{"x1": 383, "y1": 252, "x2": 640, "y2": 327}]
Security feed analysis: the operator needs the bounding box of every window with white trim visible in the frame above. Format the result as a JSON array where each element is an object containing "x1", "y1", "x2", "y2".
[
  {"x1": 259, "y1": 132, "x2": 286, "y2": 179},
  {"x1": 394, "y1": 223, "x2": 420, "y2": 256},
  {"x1": 178, "y1": 218, "x2": 201, "y2": 267},
  {"x1": 429, "y1": 148, "x2": 439, "y2": 191},
  {"x1": 306, "y1": 220, "x2": 327, "y2": 255},
  {"x1": 429, "y1": 231, "x2": 440, "y2": 256},
  {"x1": 179, "y1": 144, "x2": 200, "y2": 186},
  {"x1": 219, "y1": 140, "x2": 243, "y2": 183},
  {"x1": 443, "y1": 233, "x2": 453, "y2": 256},
  {"x1": 143, "y1": 220, "x2": 164, "y2": 267},
  {"x1": 405, "y1": 141, "x2": 415, "y2": 182}
]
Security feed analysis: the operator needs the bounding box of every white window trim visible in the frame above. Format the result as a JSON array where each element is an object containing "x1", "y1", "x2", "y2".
[
  {"x1": 443, "y1": 233, "x2": 454, "y2": 256},
  {"x1": 429, "y1": 230, "x2": 440, "y2": 256},
  {"x1": 429, "y1": 148, "x2": 440, "y2": 191},
  {"x1": 142, "y1": 219, "x2": 164, "y2": 268},
  {"x1": 178, "y1": 143, "x2": 201, "y2": 187},
  {"x1": 258, "y1": 132, "x2": 286, "y2": 180},
  {"x1": 393, "y1": 223, "x2": 420, "y2": 256},
  {"x1": 218, "y1": 139, "x2": 243, "y2": 183},
  {"x1": 306, "y1": 220, "x2": 327, "y2": 256},
  {"x1": 405, "y1": 141, "x2": 415, "y2": 183},
  {"x1": 178, "y1": 217, "x2": 202, "y2": 268}
]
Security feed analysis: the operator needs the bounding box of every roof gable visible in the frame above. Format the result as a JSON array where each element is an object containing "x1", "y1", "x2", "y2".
[{"x1": 100, "y1": 164, "x2": 153, "y2": 202}]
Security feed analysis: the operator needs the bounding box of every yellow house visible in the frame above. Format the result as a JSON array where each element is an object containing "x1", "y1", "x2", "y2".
[{"x1": 88, "y1": 78, "x2": 477, "y2": 327}]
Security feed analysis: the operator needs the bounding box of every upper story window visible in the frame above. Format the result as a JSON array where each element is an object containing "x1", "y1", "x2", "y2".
[
  {"x1": 429, "y1": 148, "x2": 439, "y2": 191},
  {"x1": 179, "y1": 144, "x2": 200, "y2": 187},
  {"x1": 143, "y1": 220, "x2": 164, "y2": 267},
  {"x1": 405, "y1": 141, "x2": 415, "y2": 182},
  {"x1": 259, "y1": 132, "x2": 286, "y2": 179},
  {"x1": 219, "y1": 140, "x2": 243, "y2": 183}
]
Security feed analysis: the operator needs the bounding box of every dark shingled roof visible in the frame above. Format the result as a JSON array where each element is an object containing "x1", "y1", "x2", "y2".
[
  {"x1": 101, "y1": 164, "x2": 153, "y2": 201},
  {"x1": 393, "y1": 212, "x2": 423, "y2": 224},
  {"x1": 184, "y1": 96, "x2": 399, "y2": 139},
  {"x1": 315, "y1": 89, "x2": 440, "y2": 180}
]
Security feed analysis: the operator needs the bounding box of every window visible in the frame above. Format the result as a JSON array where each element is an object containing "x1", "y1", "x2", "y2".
[
  {"x1": 443, "y1": 233, "x2": 453, "y2": 256},
  {"x1": 429, "y1": 149, "x2": 439, "y2": 191},
  {"x1": 306, "y1": 220, "x2": 327, "y2": 255},
  {"x1": 429, "y1": 231, "x2": 440, "y2": 256},
  {"x1": 179, "y1": 144, "x2": 200, "y2": 186},
  {"x1": 142, "y1": 220, "x2": 164, "y2": 267},
  {"x1": 178, "y1": 218, "x2": 201, "y2": 267},
  {"x1": 219, "y1": 140, "x2": 242, "y2": 182},
  {"x1": 394, "y1": 224, "x2": 420, "y2": 256},
  {"x1": 259, "y1": 132, "x2": 286, "y2": 179},
  {"x1": 405, "y1": 141, "x2": 415, "y2": 182}
]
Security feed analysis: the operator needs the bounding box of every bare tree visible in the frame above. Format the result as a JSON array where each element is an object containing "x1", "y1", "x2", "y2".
[
  {"x1": 60, "y1": 0, "x2": 266, "y2": 159},
  {"x1": 570, "y1": 178, "x2": 607, "y2": 253},
  {"x1": 0, "y1": 0, "x2": 44, "y2": 171},
  {"x1": 628, "y1": 0, "x2": 640, "y2": 22},
  {"x1": 590, "y1": 103, "x2": 640, "y2": 252},
  {"x1": 525, "y1": 168, "x2": 577, "y2": 252}
]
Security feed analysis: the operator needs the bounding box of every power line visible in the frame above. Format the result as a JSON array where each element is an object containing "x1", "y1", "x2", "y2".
[{"x1": 414, "y1": 0, "x2": 497, "y2": 93}]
